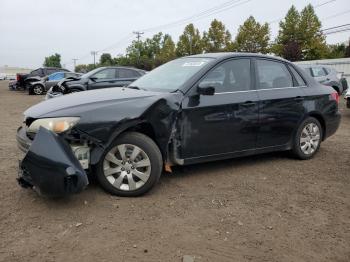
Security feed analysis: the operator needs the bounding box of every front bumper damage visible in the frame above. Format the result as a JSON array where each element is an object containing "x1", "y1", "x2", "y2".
[{"x1": 16, "y1": 126, "x2": 88, "y2": 197}]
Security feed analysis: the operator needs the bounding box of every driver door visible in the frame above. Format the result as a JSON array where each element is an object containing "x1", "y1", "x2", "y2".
[
  {"x1": 88, "y1": 68, "x2": 118, "y2": 90},
  {"x1": 179, "y1": 58, "x2": 259, "y2": 160}
]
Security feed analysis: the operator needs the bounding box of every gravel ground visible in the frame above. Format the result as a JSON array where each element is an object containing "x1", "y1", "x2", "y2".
[{"x1": 0, "y1": 81, "x2": 349, "y2": 262}]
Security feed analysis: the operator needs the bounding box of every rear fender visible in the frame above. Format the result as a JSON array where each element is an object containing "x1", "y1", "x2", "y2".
[{"x1": 20, "y1": 127, "x2": 88, "y2": 197}]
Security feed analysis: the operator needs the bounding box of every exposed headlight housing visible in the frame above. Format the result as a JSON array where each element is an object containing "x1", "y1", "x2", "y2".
[{"x1": 28, "y1": 117, "x2": 80, "y2": 134}]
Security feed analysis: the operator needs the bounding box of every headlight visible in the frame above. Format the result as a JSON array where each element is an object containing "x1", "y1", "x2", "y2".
[{"x1": 28, "y1": 117, "x2": 80, "y2": 133}]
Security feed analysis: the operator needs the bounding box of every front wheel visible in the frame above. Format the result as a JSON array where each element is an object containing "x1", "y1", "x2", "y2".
[
  {"x1": 292, "y1": 117, "x2": 322, "y2": 160},
  {"x1": 95, "y1": 132, "x2": 163, "y2": 197},
  {"x1": 32, "y1": 84, "x2": 45, "y2": 95}
]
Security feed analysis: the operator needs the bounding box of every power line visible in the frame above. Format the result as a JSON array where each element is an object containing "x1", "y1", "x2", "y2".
[
  {"x1": 322, "y1": 24, "x2": 350, "y2": 32},
  {"x1": 268, "y1": 0, "x2": 336, "y2": 25},
  {"x1": 322, "y1": 9, "x2": 350, "y2": 21},
  {"x1": 140, "y1": 0, "x2": 253, "y2": 33}
]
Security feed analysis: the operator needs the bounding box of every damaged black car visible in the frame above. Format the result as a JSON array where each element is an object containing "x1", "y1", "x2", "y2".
[{"x1": 16, "y1": 53, "x2": 341, "y2": 197}]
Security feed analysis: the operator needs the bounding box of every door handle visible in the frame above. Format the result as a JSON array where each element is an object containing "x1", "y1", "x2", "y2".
[
  {"x1": 241, "y1": 101, "x2": 256, "y2": 107},
  {"x1": 294, "y1": 96, "x2": 304, "y2": 101}
]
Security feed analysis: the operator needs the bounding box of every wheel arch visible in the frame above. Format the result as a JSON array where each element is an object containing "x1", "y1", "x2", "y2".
[
  {"x1": 90, "y1": 120, "x2": 165, "y2": 165},
  {"x1": 307, "y1": 112, "x2": 326, "y2": 141}
]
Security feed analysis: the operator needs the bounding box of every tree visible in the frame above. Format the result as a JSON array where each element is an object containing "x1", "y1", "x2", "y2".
[
  {"x1": 299, "y1": 4, "x2": 328, "y2": 60},
  {"x1": 202, "y1": 19, "x2": 233, "y2": 52},
  {"x1": 43, "y1": 53, "x2": 62, "y2": 68},
  {"x1": 346, "y1": 41, "x2": 350, "y2": 58},
  {"x1": 326, "y1": 43, "x2": 346, "y2": 59},
  {"x1": 273, "y1": 5, "x2": 302, "y2": 59},
  {"x1": 99, "y1": 53, "x2": 114, "y2": 66},
  {"x1": 75, "y1": 64, "x2": 95, "y2": 73},
  {"x1": 156, "y1": 34, "x2": 176, "y2": 66},
  {"x1": 234, "y1": 16, "x2": 270, "y2": 53},
  {"x1": 176, "y1": 24, "x2": 203, "y2": 56}
]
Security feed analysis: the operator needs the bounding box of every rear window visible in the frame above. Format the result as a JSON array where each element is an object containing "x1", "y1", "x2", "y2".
[
  {"x1": 256, "y1": 60, "x2": 293, "y2": 89},
  {"x1": 311, "y1": 67, "x2": 327, "y2": 77}
]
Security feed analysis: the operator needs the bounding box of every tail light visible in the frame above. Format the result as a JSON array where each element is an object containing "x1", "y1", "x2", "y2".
[
  {"x1": 330, "y1": 92, "x2": 339, "y2": 104},
  {"x1": 16, "y1": 74, "x2": 20, "y2": 81}
]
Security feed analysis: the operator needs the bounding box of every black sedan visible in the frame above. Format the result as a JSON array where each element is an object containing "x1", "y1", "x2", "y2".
[
  {"x1": 16, "y1": 53, "x2": 341, "y2": 197},
  {"x1": 46, "y1": 66, "x2": 146, "y2": 98}
]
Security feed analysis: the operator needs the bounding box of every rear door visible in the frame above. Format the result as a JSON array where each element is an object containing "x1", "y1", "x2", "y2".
[
  {"x1": 255, "y1": 59, "x2": 306, "y2": 148},
  {"x1": 115, "y1": 68, "x2": 141, "y2": 87}
]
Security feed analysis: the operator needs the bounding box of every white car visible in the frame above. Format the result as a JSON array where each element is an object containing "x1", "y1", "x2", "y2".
[
  {"x1": 345, "y1": 89, "x2": 350, "y2": 108},
  {"x1": 0, "y1": 73, "x2": 7, "y2": 80}
]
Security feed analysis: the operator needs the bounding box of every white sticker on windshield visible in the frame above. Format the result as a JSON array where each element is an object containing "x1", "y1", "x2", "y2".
[{"x1": 182, "y1": 61, "x2": 206, "y2": 67}]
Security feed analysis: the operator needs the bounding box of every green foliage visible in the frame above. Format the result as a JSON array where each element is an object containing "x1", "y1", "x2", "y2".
[
  {"x1": 273, "y1": 4, "x2": 328, "y2": 60},
  {"x1": 75, "y1": 64, "x2": 95, "y2": 73},
  {"x1": 326, "y1": 44, "x2": 346, "y2": 59},
  {"x1": 202, "y1": 19, "x2": 233, "y2": 52},
  {"x1": 234, "y1": 16, "x2": 270, "y2": 53},
  {"x1": 43, "y1": 53, "x2": 62, "y2": 68},
  {"x1": 176, "y1": 24, "x2": 203, "y2": 56},
  {"x1": 99, "y1": 53, "x2": 114, "y2": 66}
]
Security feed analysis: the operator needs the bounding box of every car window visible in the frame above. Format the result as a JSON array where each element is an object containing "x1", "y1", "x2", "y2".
[
  {"x1": 311, "y1": 67, "x2": 327, "y2": 77},
  {"x1": 118, "y1": 69, "x2": 139, "y2": 78},
  {"x1": 47, "y1": 69, "x2": 58, "y2": 75},
  {"x1": 288, "y1": 66, "x2": 306, "y2": 86},
  {"x1": 31, "y1": 69, "x2": 41, "y2": 76},
  {"x1": 199, "y1": 59, "x2": 251, "y2": 93},
  {"x1": 65, "y1": 73, "x2": 78, "y2": 78},
  {"x1": 92, "y1": 69, "x2": 116, "y2": 79},
  {"x1": 48, "y1": 72, "x2": 64, "y2": 81},
  {"x1": 256, "y1": 60, "x2": 293, "y2": 89}
]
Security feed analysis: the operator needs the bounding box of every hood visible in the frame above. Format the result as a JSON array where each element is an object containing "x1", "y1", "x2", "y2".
[{"x1": 25, "y1": 88, "x2": 163, "y2": 118}]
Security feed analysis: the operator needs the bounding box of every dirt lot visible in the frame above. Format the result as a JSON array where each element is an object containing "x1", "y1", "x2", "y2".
[{"x1": 0, "y1": 80, "x2": 349, "y2": 262}]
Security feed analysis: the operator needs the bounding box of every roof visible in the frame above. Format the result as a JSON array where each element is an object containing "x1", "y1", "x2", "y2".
[{"x1": 187, "y1": 52, "x2": 289, "y2": 62}]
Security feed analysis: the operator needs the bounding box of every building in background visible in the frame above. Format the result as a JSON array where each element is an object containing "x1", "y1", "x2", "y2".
[{"x1": 0, "y1": 65, "x2": 32, "y2": 79}]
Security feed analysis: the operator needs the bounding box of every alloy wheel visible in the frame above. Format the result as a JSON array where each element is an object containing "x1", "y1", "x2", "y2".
[
  {"x1": 299, "y1": 123, "x2": 321, "y2": 155},
  {"x1": 33, "y1": 85, "x2": 43, "y2": 95},
  {"x1": 103, "y1": 144, "x2": 151, "y2": 191}
]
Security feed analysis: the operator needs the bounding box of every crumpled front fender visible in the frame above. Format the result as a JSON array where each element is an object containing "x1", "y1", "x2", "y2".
[{"x1": 19, "y1": 127, "x2": 88, "y2": 197}]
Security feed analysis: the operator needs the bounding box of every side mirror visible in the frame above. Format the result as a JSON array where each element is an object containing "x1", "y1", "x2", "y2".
[
  {"x1": 197, "y1": 83, "x2": 215, "y2": 96},
  {"x1": 89, "y1": 77, "x2": 98, "y2": 82}
]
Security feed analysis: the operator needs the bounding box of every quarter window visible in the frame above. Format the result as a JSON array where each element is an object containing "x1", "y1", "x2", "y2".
[
  {"x1": 256, "y1": 60, "x2": 293, "y2": 89},
  {"x1": 199, "y1": 59, "x2": 251, "y2": 93}
]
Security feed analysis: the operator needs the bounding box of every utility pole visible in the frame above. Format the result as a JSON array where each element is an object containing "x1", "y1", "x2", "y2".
[
  {"x1": 72, "y1": 58, "x2": 78, "y2": 72},
  {"x1": 133, "y1": 31, "x2": 144, "y2": 41},
  {"x1": 91, "y1": 51, "x2": 98, "y2": 68},
  {"x1": 133, "y1": 31, "x2": 144, "y2": 66}
]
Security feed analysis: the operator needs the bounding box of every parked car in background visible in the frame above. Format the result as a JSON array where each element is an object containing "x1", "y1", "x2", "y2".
[
  {"x1": 345, "y1": 89, "x2": 350, "y2": 108},
  {"x1": 16, "y1": 67, "x2": 70, "y2": 90},
  {"x1": 46, "y1": 66, "x2": 146, "y2": 99},
  {"x1": 0, "y1": 73, "x2": 6, "y2": 80},
  {"x1": 299, "y1": 64, "x2": 348, "y2": 95},
  {"x1": 17, "y1": 53, "x2": 340, "y2": 198},
  {"x1": 28, "y1": 72, "x2": 82, "y2": 95}
]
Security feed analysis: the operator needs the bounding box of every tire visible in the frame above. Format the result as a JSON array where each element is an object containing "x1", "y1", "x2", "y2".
[
  {"x1": 292, "y1": 117, "x2": 323, "y2": 160},
  {"x1": 95, "y1": 132, "x2": 163, "y2": 197},
  {"x1": 32, "y1": 84, "x2": 44, "y2": 95}
]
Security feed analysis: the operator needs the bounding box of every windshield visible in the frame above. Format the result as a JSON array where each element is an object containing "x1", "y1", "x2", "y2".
[
  {"x1": 130, "y1": 57, "x2": 214, "y2": 92},
  {"x1": 80, "y1": 68, "x2": 104, "y2": 78}
]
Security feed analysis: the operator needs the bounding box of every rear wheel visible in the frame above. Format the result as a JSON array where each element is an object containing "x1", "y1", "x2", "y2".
[
  {"x1": 292, "y1": 117, "x2": 322, "y2": 160},
  {"x1": 95, "y1": 132, "x2": 163, "y2": 197}
]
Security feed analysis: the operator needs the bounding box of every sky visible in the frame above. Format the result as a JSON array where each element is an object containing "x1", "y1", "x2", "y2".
[{"x1": 0, "y1": 0, "x2": 349, "y2": 70}]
